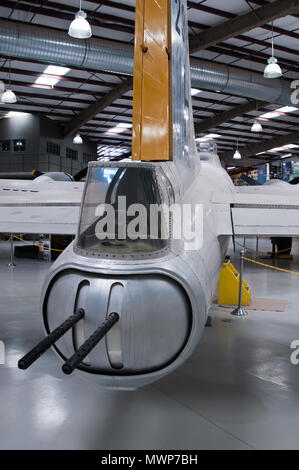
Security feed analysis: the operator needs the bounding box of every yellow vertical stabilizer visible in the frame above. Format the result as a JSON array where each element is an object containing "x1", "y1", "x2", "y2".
[
  {"x1": 218, "y1": 259, "x2": 251, "y2": 306},
  {"x1": 132, "y1": 0, "x2": 172, "y2": 161}
]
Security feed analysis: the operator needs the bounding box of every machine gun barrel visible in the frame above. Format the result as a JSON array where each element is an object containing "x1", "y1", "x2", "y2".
[
  {"x1": 18, "y1": 308, "x2": 85, "y2": 370},
  {"x1": 62, "y1": 312, "x2": 119, "y2": 375}
]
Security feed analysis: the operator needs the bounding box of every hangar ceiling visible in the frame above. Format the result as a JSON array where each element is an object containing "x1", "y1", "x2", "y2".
[{"x1": 0, "y1": 0, "x2": 299, "y2": 167}]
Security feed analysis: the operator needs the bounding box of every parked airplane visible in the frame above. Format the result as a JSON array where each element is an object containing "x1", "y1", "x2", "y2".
[
  {"x1": 0, "y1": 173, "x2": 84, "y2": 235},
  {"x1": 2, "y1": 0, "x2": 299, "y2": 389},
  {"x1": 0, "y1": 170, "x2": 73, "y2": 181}
]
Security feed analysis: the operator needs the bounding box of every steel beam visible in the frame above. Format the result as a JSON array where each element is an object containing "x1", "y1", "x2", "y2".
[
  {"x1": 63, "y1": 78, "x2": 133, "y2": 138},
  {"x1": 220, "y1": 130, "x2": 299, "y2": 162},
  {"x1": 189, "y1": 0, "x2": 299, "y2": 53},
  {"x1": 194, "y1": 100, "x2": 266, "y2": 135},
  {"x1": 3, "y1": 1, "x2": 299, "y2": 137}
]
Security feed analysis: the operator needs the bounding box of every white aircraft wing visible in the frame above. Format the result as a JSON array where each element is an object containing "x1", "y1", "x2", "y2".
[
  {"x1": 0, "y1": 179, "x2": 84, "y2": 235},
  {"x1": 212, "y1": 180, "x2": 299, "y2": 237}
]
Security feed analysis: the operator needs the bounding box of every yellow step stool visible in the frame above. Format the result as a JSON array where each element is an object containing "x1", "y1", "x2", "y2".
[{"x1": 218, "y1": 259, "x2": 251, "y2": 306}]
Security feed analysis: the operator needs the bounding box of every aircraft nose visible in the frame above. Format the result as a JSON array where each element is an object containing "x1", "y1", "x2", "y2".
[{"x1": 44, "y1": 270, "x2": 192, "y2": 375}]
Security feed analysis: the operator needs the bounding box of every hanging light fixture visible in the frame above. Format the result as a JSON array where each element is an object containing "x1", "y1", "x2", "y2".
[
  {"x1": 251, "y1": 120, "x2": 263, "y2": 132},
  {"x1": 1, "y1": 60, "x2": 17, "y2": 104},
  {"x1": 68, "y1": 0, "x2": 92, "y2": 39},
  {"x1": 0, "y1": 80, "x2": 4, "y2": 103},
  {"x1": 264, "y1": 23, "x2": 282, "y2": 79},
  {"x1": 2, "y1": 89, "x2": 17, "y2": 104},
  {"x1": 73, "y1": 133, "x2": 83, "y2": 144},
  {"x1": 233, "y1": 139, "x2": 241, "y2": 160}
]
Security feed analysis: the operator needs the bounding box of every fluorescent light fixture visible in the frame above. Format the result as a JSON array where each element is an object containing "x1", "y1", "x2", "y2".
[
  {"x1": 196, "y1": 133, "x2": 221, "y2": 141},
  {"x1": 1, "y1": 89, "x2": 17, "y2": 104},
  {"x1": 35, "y1": 65, "x2": 70, "y2": 88},
  {"x1": 269, "y1": 144, "x2": 299, "y2": 153},
  {"x1": 259, "y1": 106, "x2": 297, "y2": 121},
  {"x1": 191, "y1": 88, "x2": 202, "y2": 96},
  {"x1": 35, "y1": 77, "x2": 57, "y2": 87},
  {"x1": 116, "y1": 123, "x2": 132, "y2": 128},
  {"x1": 251, "y1": 120, "x2": 263, "y2": 132},
  {"x1": 73, "y1": 133, "x2": 83, "y2": 144},
  {"x1": 44, "y1": 66, "x2": 70, "y2": 76},
  {"x1": 206, "y1": 133, "x2": 221, "y2": 139},
  {"x1": 275, "y1": 106, "x2": 297, "y2": 113},
  {"x1": 106, "y1": 128, "x2": 123, "y2": 134},
  {"x1": 68, "y1": 1, "x2": 92, "y2": 39},
  {"x1": 227, "y1": 166, "x2": 236, "y2": 170},
  {"x1": 5, "y1": 111, "x2": 29, "y2": 117},
  {"x1": 281, "y1": 153, "x2": 292, "y2": 159},
  {"x1": 259, "y1": 111, "x2": 281, "y2": 120},
  {"x1": 106, "y1": 123, "x2": 132, "y2": 134}
]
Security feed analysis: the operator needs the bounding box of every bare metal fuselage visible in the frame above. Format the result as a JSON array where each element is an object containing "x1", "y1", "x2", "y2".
[{"x1": 41, "y1": 156, "x2": 233, "y2": 388}]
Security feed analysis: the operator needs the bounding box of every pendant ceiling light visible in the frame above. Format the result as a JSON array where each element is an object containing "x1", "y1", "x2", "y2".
[
  {"x1": 1, "y1": 60, "x2": 17, "y2": 104},
  {"x1": 2, "y1": 89, "x2": 17, "y2": 104},
  {"x1": 264, "y1": 23, "x2": 282, "y2": 79},
  {"x1": 251, "y1": 120, "x2": 263, "y2": 132},
  {"x1": 73, "y1": 133, "x2": 83, "y2": 144},
  {"x1": 233, "y1": 139, "x2": 241, "y2": 160},
  {"x1": 68, "y1": 0, "x2": 92, "y2": 39}
]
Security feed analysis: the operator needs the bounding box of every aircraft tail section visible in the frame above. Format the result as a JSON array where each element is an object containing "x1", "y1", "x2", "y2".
[
  {"x1": 170, "y1": 0, "x2": 198, "y2": 173},
  {"x1": 132, "y1": 0, "x2": 199, "y2": 179},
  {"x1": 132, "y1": 0, "x2": 172, "y2": 161}
]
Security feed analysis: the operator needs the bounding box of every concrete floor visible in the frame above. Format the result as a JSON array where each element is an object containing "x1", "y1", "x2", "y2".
[{"x1": 0, "y1": 238, "x2": 299, "y2": 450}]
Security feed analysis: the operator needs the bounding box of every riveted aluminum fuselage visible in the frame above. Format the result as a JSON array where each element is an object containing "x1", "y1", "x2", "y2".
[{"x1": 41, "y1": 157, "x2": 233, "y2": 388}]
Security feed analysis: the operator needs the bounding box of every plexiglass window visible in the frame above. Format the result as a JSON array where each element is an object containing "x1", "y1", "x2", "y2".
[{"x1": 77, "y1": 166, "x2": 170, "y2": 256}]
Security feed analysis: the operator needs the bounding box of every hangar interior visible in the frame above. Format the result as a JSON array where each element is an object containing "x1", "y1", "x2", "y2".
[{"x1": 1, "y1": 0, "x2": 299, "y2": 451}]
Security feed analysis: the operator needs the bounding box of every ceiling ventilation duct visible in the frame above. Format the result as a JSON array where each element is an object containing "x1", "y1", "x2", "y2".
[{"x1": 0, "y1": 20, "x2": 295, "y2": 107}]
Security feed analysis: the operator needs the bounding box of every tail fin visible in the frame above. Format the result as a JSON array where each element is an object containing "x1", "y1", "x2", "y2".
[
  {"x1": 132, "y1": 0, "x2": 198, "y2": 172},
  {"x1": 170, "y1": 0, "x2": 198, "y2": 171}
]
